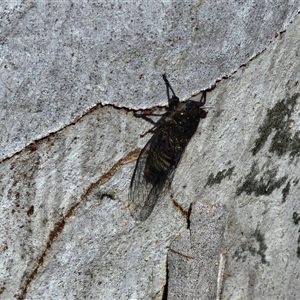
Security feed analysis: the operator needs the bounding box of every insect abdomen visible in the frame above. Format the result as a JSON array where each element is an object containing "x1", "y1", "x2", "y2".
[{"x1": 144, "y1": 140, "x2": 174, "y2": 183}]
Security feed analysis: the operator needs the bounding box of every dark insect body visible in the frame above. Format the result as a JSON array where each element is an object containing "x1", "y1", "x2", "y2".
[{"x1": 129, "y1": 74, "x2": 207, "y2": 221}]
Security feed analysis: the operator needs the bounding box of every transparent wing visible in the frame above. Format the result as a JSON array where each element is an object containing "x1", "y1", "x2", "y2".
[
  {"x1": 129, "y1": 75, "x2": 208, "y2": 221},
  {"x1": 129, "y1": 130, "x2": 177, "y2": 221}
]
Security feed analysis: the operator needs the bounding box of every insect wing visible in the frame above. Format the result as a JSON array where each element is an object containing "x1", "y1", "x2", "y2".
[
  {"x1": 129, "y1": 129, "x2": 176, "y2": 221},
  {"x1": 129, "y1": 75, "x2": 208, "y2": 221}
]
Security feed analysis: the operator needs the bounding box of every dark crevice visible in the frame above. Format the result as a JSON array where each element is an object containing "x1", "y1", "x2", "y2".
[
  {"x1": 161, "y1": 259, "x2": 169, "y2": 300},
  {"x1": 187, "y1": 203, "x2": 192, "y2": 229},
  {"x1": 170, "y1": 193, "x2": 189, "y2": 219}
]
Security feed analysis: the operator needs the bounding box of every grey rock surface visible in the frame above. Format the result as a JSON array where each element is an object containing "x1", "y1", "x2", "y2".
[
  {"x1": 0, "y1": 0, "x2": 299, "y2": 158},
  {"x1": 167, "y1": 203, "x2": 228, "y2": 300},
  {"x1": 1, "y1": 1, "x2": 300, "y2": 300}
]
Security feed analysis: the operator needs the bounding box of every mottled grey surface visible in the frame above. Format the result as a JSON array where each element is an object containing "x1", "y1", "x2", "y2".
[
  {"x1": 167, "y1": 203, "x2": 228, "y2": 300},
  {"x1": 1, "y1": 1, "x2": 300, "y2": 300},
  {"x1": 0, "y1": 0, "x2": 299, "y2": 158}
]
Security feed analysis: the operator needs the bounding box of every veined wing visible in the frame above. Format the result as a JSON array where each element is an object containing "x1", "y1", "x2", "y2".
[{"x1": 129, "y1": 126, "x2": 179, "y2": 221}]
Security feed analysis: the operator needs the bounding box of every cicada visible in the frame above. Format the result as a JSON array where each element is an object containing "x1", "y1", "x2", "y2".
[{"x1": 129, "y1": 74, "x2": 207, "y2": 221}]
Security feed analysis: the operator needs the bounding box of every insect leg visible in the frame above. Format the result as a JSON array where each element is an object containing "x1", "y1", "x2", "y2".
[
  {"x1": 140, "y1": 128, "x2": 155, "y2": 137},
  {"x1": 134, "y1": 111, "x2": 166, "y2": 125},
  {"x1": 162, "y1": 74, "x2": 179, "y2": 106},
  {"x1": 162, "y1": 74, "x2": 176, "y2": 99},
  {"x1": 133, "y1": 113, "x2": 161, "y2": 136},
  {"x1": 134, "y1": 113, "x2": 157, "y2": 125},
  {"x1": 199, "y1": 91, "x2": 207, "y2": 106}
]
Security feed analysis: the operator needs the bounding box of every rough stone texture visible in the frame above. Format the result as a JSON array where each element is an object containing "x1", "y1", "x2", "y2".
[
  {"x1": 170, "y1": 13, "x2": 300, "y2": 299},
  {"x1": 0, "y1": 0, "x2": 299, "y2": 158},
  {"x1": 167, "y1": 203, "x2": 228, "y2": 300},
  {"x1": 1, "y1": 1, "x2": 300, "y2": 300}
]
